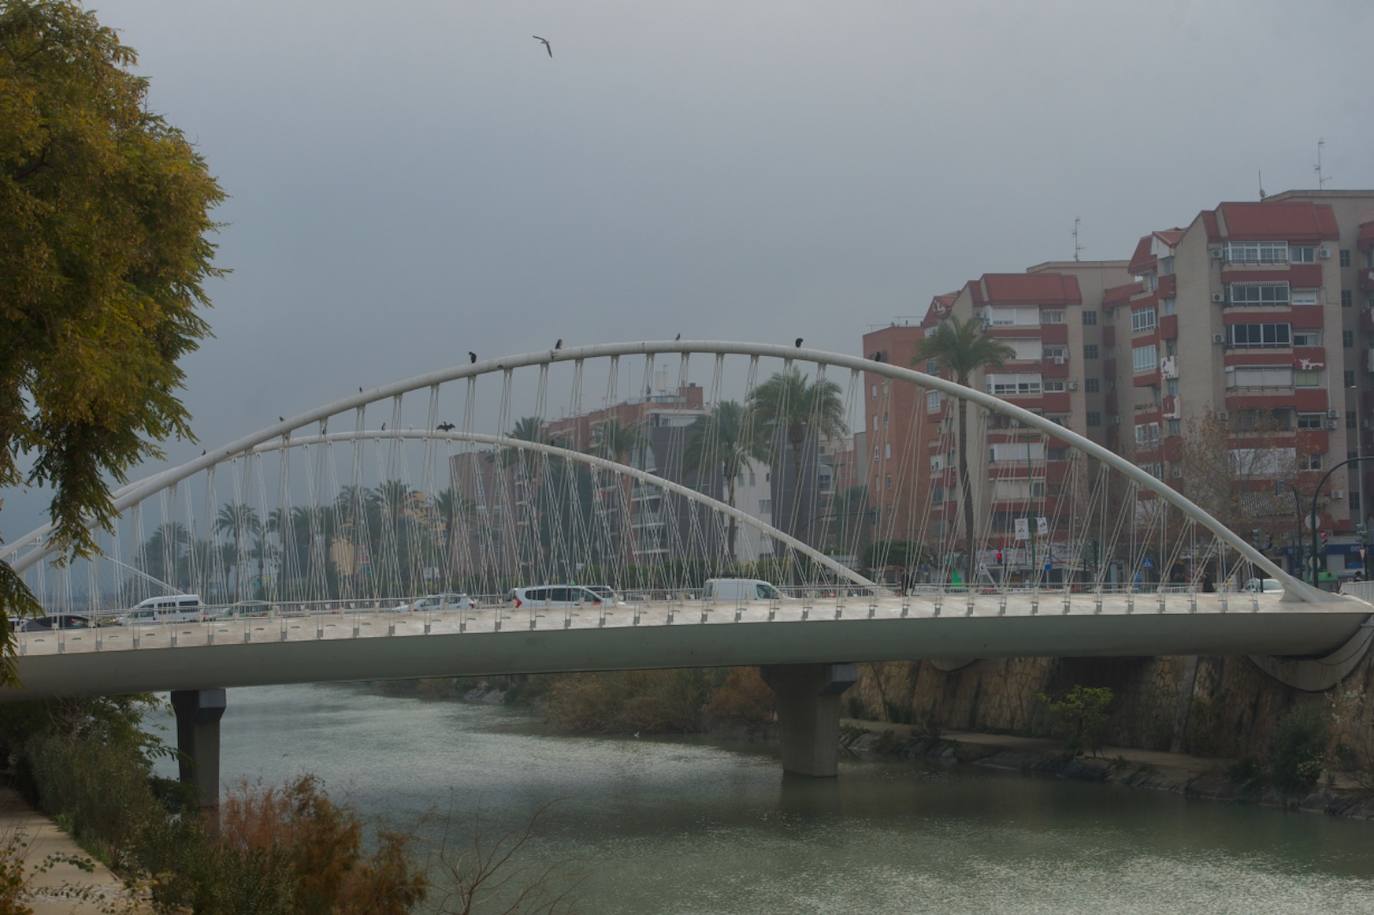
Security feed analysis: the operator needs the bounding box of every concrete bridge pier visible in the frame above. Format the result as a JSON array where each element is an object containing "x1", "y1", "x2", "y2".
[
  {"x1": 170, "y1": 688, "x2": 226, "y2": 812},
  {"x1": 761, "y1": 663, "x2": 857, "y2": 777}
]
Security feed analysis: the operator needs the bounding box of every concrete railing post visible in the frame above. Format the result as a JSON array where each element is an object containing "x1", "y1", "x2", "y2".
[
  {"x1": 761, "y1": 663, "x2": 857, "y2": 777},
  {"x1": 170, "y1": 688, "x2": 226, "y2": 813}
]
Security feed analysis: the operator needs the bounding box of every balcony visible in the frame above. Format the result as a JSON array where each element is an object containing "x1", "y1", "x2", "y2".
[{"x1": 1361, "y1": 269, "x2": 1374, "y2": 293}]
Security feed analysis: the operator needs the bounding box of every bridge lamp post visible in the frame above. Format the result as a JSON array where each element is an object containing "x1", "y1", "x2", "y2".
[{"x1": 1307, "y1": 456, "x2": 1374, "y2": 588}]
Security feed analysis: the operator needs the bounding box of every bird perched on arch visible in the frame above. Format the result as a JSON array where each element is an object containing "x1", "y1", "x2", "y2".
[
  {"x1": 468, "y1": 351, "x2": 477, "y2": 364},
  {"x1": 436, "y1": 422, "x2": 456, "y2": 432},
  {"x1": 533, "y1": 35, "x2": 552, "y2": 57},
  {"x1": 794, "y1": 337, "x2": 804, "y2": 348},
  {"x1": 554, "y1": 338, "x2": 563, "y2": 350}
]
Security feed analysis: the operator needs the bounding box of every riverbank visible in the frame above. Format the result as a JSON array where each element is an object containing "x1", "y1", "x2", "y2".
[
  {"x1": 0, "y1": 787, "x2": 142, "y2": 914},
  {"x1": 842, "y1": 718, "x2": 1374, "y2": 819}
]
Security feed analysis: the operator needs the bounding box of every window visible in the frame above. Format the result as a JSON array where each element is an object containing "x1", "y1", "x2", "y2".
[
  {"x1": 1160, "y1": 297, "x2": 1177, "y2": 315},
  {"x1": 1291, "y1": 290, "x2": 1320, "y2": 306},
  {"x1": 1083, "y1": 344, "x2": 1099, "y2": 360},
  {"x1": 1166, "y1": 378, "x2": 1179, "y2": 397},
  {"x1": 884, "y1": 442, "x2": 892, "y2": 459},
  {"x1": 1345, "y1": 370, "x2": 1356, "y2": 388},
  {"x1": 1228, "y1": 447, "x2": 1296, "y2": 477},
  {"x1": 1082, "y1": 310, "x2": 1097, "y2": 325},
  {"x1": 1134, "y1": 423, "x2": 1161, "y2": 447},
  {"x1": 1085, "y1": 378, "x2": 1100, "y2": 393},
  {"x1": 759, "y1": 498, "x2": 772, "y2": 513},
  {"x1": 1159, "y1": 256, "x2": 1175, "y2": 276},
  {"x1": 1302, "y1": 453, "x2": 1323, "y2": 471},
  {"x1": 1342, "y1": 290, "x2": 1353, "y2": 307},
  {"x1": 985, "y1": 373, "x2": 1043, "y2": 396},
  {"x1": 872, "y1": 415, "x2": 878, "y2": 431},
  {"x1": 1132, "y1": 343, "x2": 1159, "y2": 374},
  {"x1": 926, "y1": 391, "x2": 941, "y2": 413},
  {"x1": 1008, "y1": 339, "x2": 1044, "y2": 360},
  {"x1": 1229, "y1": 283, "x2": 1289, "y2": 306},
  {"x1": 1225, "y1": 365, "x2": 1292, "y2": 388},
  {"x1": 1140, "y1": 274, "x2": 1156, "y2": 292},
  {"x1": 989, "y1": 442, "x2": 1045, "y2": 463},
  {"x1": 1290, "y1": 245, "x2": 1317, "y2": 263},
  {"x1": 1227, "y1": 323, "x2": 1291, "y2": 348},
  {"x1": 1345, "y1": 330, "x2": 1355, "y2": 348},
  {"x1": 1348, "y1": 411, "x2": 1357, "y2": 430},
  {"x1": 1043, "y1": 379, "x2": 1066, "y2": 392},
  {"x1": 870, "y1": 384, "x2": 877, "y2": 398},
  {"x1": 1226, "y1": 241, "x2": 1288, "y2": 264},
  {"x1": 927, "y1": 359, "x2": 938, "y2": 373},
  {"x1": 885, "y1": 475, "x2": 893, "y2": 490},
  {"x1": 1130, "y1": 308, "x2": 1157, "y2": 333},
  {"x1": 1293, "y1": 330, "x2": 1321, "y2": 346},
  {"x1": 985, "y1": 306, "x2": 1040, "y2": 326},
  {"x1": 1295, "y1": 368, "x2": 1323, "y2": 387},
  {"x1": 1087, "y1": 411, "x2": 1102, "y2": 426},
  {"x1": 1043, "y1": 344, "x2": 1068, "y2": 361},
  {"x1": 1041, "y1": 309, "x2": 1065, "y2": 325},
  {"x1": 1297, "y1": 413, "x2": 1324, "y2": 429},
  {"x1": 1340, "y1": 249, "x2": 1351, "y2": 267},
  {"x1": 1166, "y1": 418, "x2": 1181, "y2": 437}
]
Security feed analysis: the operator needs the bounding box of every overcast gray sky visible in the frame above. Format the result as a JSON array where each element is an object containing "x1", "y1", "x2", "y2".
[{"x1": 4, "y1": 0, "x2": 1373, "y2": 539}]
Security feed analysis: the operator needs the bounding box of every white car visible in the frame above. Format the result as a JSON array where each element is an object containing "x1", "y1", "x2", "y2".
[
  {"x1": 702, "y1": 578, "x2": 783, "y2": 602},
  {"x1": 508, "y1": 585, "x2": 616, "y2": 610},
  {"x1": 390, "y1": 592, "x2": 473, "y2": 613}
]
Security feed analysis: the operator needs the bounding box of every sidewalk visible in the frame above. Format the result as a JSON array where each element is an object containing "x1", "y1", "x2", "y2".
[{"x1": 0, "y1": 787, "x2": 143, "y2": 914}]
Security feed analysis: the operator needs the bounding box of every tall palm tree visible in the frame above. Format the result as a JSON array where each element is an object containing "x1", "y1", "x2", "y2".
[
  {"x1": 684, "y1": 401, "x2": 753, "y2": 558},
  {"x1": 214, "y1": 502, "x2": 260, "y2": 596},
  {"x1": 747, "y1": 368, "x2": 846, "y2": 546},
  {"x1": 914, "y1": 315, "x2": 1015, "y2": 584}
]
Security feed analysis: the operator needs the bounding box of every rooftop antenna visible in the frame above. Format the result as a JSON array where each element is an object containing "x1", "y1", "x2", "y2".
[
  {"x1": 1315, "y1": 138, "x2": 1331, "y2": 189},
  {"x1": 1072, "y1": 217, "x2": 1084, "y2": 262},
  {"x1": 1258, "y1": 170, "x2": 1266, "y2": 200}
]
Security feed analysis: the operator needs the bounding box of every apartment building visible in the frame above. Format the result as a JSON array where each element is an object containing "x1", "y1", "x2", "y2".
[{"x1": 1109, "y1": 199, "x2": 1357, "y2": 548}]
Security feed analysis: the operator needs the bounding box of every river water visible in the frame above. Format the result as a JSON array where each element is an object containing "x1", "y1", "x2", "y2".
[{"x1": 151, "y1": 684, "x2": 1374, "y2": 914}]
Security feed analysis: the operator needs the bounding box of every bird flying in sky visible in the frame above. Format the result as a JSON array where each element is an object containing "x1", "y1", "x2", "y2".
[{"x1": 533, "y1": 35, "x2": 552, "y2": 57}]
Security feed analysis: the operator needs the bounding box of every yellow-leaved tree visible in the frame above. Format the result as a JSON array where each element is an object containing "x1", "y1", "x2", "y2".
[{"x1": 0, "y1": 0, "x2": 224, "y2": 682}]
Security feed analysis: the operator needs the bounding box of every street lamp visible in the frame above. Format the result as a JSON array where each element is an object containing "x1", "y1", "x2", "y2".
[{"x1": 1308, "y1": 456, "x2": 1374, "y2": 587}]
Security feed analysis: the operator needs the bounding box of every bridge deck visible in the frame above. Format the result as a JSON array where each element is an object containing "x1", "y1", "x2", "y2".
[{"x1": 6, "y1": 592, "x2": 1370, "y2": 700}]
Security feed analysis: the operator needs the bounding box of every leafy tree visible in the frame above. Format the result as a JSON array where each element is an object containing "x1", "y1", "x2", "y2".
[
  {"x1": 589, "y1": 419, "x2": 643, "y2": 464},
  {"x1": 0, "y1": 1, "x2": 224, "y2": 677},
  {"x1": 1038, "y1": 685, "x2": 1114, "y2": 757},
  {"x1": 684, "y1": 401, "x2": 753, "y2": 557},
  {"x1": 914, "y1": 316, "x2": 1014, "y2": 583},
  {"x1": 214, "y1": 502, "x2": 261, "y2": 597}
]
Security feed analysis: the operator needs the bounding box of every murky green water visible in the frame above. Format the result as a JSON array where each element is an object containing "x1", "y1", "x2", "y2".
[{"x1": 152, "y1": 684, "x2": 1374, "y2": 913}]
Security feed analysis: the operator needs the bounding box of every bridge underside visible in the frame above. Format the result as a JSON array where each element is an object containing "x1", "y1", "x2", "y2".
[{"x1": 6, "y1": 598, "x2": 1369, "y2": 700}]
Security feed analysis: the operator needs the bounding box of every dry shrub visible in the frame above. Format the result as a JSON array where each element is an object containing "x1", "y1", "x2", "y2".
[
  {"x1": 704, "y1": 668, "x2": 774, "y2": 725},
  {"x1": 217, "y1": 775, "x2": 426, "y2": 915}
]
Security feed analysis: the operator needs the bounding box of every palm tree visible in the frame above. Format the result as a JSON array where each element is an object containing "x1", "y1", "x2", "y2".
[
  {"x1": 826, "y1": 484, "x2": 872, "y2": 558},
  {"x1": 214, "y1": 502, "x2": 260, "y2": 597},
  {"x1": 590, "y1": 418, "x2": 643, "y2": 464},
  {"x1": 747, "y1": 368, "x2": 846, "y2": 546},
  {"x1": 914, "y1": 315, "x2": 1015, "y2": 584},
  {"x1": 684, "y1": 401, "x2": 753, "y2": 558}
]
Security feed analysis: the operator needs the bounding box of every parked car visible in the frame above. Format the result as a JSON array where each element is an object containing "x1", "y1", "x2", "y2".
[
  {"x1": 389, "y1": 592, "x2": 473, "y2": 613},
  {"x1": 585, "y1": 585, "x2": 623, "y2": 605},
  {"x1": 17, "y1": 614, "x2": 91, "y2": 633},
  {"x1": 116, "y1": 594, "x2": 204, "y2": 625},
  {"x1": 702, "y1": 578, "x2": 783, "y2": 602},
  {"x1": 507, "y1": 586, "x2": 611, "y2": 610},
  {"x1": 1243, "y1": 578, "x2": 1283, "y2": 593}
]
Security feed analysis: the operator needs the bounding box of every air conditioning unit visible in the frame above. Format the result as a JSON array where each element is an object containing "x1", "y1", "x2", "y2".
[
  {"x1": 1210, "y1": 247, "x2": 1225, "y2": 260},
  {"x1": 1332, "y1": 489, "x2": 1346, "y2": 500},
  {"x1": 1112, "y1": 416, "x2": 1121, "y2": 425},
  {"x1": 1211, "y1": 292, "x2": 1226, "y2": 304},
  {"x1": 1160, "y1": 356, "x2": 1178, "y2": 378},
  {"x1": 1319, "y1": 247, "x2": 1332, "y2": 259},
  {"x1": 1215, "y1": 412, "x2": 1228, "y2": 422},
  {"x1": 1067, "y1": 381, "x2": 1080, "y2": 391},
  {"x1": 1327, "y1": 409, "x2": 1339, "y2": 419},
  {"x1": 1326, "y1": 419, "x2": 1339, "y2": 431},
  {"x1": 1052, "y1": 355, "x2": 1066, "y2": 365},
  {"x1": 1212, "y1": 333, "x2": 1226, "y2": 345}
]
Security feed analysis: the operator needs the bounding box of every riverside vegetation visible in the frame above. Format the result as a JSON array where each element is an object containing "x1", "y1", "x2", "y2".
[{"x1": 0, "y1": 695, "x2": 574, "y2": 914}]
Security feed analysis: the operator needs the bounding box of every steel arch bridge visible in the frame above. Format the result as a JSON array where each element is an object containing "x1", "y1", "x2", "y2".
[{"x1": 5, "y1": 339, "x2": 1372, "y2": 703}]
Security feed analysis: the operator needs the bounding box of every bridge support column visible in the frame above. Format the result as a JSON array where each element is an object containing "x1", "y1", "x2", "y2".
[
  {"x1": 761, "y1": 663, "x2": 857, "y2": 777},
  {"x1": 170, "y1": 688, "x2": 226, "y2": 813}
]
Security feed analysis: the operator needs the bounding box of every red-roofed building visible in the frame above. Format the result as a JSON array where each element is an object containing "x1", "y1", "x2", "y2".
[{"x1": 1111, "y1": 191, "x2": 1374, "y2": 569}]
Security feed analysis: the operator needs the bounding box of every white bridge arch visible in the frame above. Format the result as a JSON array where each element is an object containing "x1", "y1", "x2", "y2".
[{"x1": 4, "y1": 339, "x2": 1322, "y2": 602}]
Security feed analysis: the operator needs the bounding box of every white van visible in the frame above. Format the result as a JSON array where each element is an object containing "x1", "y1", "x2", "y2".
[
  {"x1": 508, "y1": 585, "x2": 613, "y2": 610},
  {"x1": 702, "y1": 579, "x2": 783, "y2": 602},
  {"x1": 117, "y1": 594, "x2": 204, "y2": 625}
]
